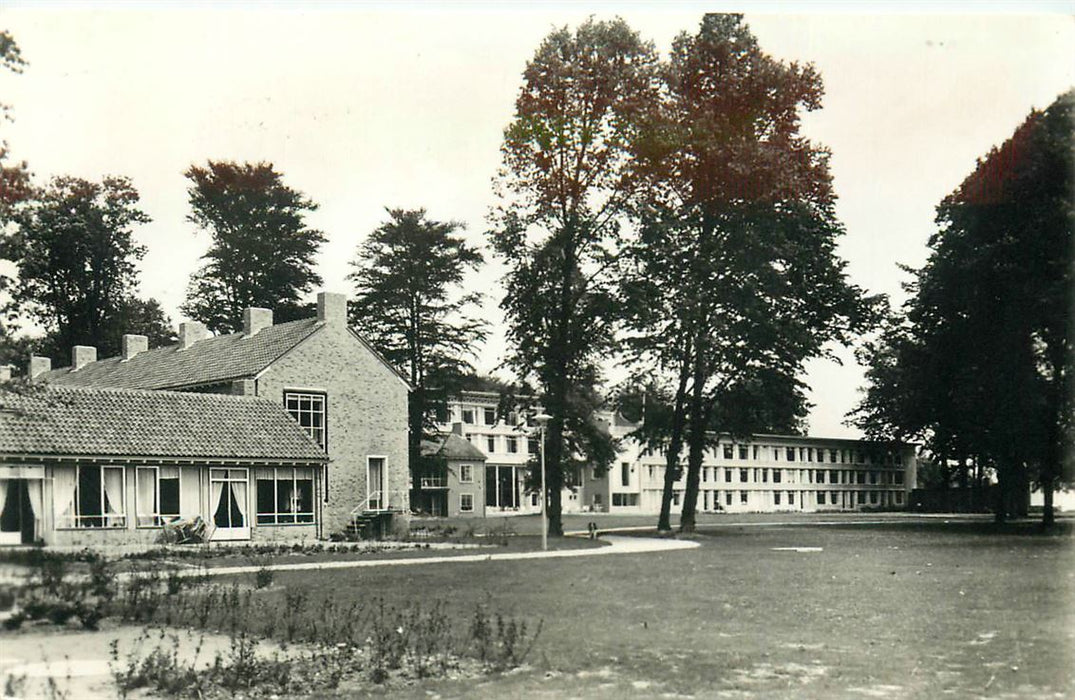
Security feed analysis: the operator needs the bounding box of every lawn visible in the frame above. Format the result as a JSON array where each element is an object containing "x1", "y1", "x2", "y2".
[{"x1": 261, "y1": 517, "x2": 1074, "y2": 698}]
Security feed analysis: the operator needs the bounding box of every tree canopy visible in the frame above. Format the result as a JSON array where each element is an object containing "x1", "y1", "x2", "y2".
[
  {"x1": 853, "y1": 89, "x2": 1074, "y2": 526},
  {"x1": 490, "y1": 17, "x2": 660, "y2": 536},
  {"x1": 181, "y1": 161, "x2": 326, "y2": 334},
  {"x1": 349, "y1": 207, "x2": 488, "y2": 484}
]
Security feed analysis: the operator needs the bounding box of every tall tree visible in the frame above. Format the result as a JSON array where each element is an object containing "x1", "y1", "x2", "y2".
[
  {"x1": 626, "y1": 14, "x2": 875, "y2": 532},
  {"x1": 854, "y1": 90, "x2": 1074, "y2": 527},
  {"x1": 0, "y1": 175, "x2": 173, "y2": 362},
  {"x1": 490, "y1": 18, "x2": 660, "y2": 537},
  {"x1": 0, "y1": 30, "x2": 30, "y2": 220},
  {"x1": 181, "y1": 161, "x2": 326, "y2": 333},
  {"x1": 348, "y1": 207, "x2": 488, "y2": 488}
]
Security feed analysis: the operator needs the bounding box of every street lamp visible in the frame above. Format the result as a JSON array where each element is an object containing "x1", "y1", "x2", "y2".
[{"x1": 534, "y1": 412, "x2": 552, "y2": 552}]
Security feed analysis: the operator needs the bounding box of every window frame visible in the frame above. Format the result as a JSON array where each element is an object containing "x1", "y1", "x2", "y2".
[
  {"x1": 255, "y1": 467, "x2": 316, "y2": 526},
  {"x1": 283, "y1": 390, "x2": 328, "y2": 451},
  {"x1": 56, "y1": 464, "x2": 127, "y2": 529},
  {"x1": 460, "y1": 493, "x2": 474, "y2": 513},
  {"x1": 459, "y1": 464, "x2": 473, "y2": 483},
  {"x1": 135, "y1": 465, "x2": 181, "y2": 528}
]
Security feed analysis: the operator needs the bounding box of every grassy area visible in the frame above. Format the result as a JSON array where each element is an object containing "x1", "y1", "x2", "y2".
[{"x1": 261, "y1": 517, "x2": 1074, "y2": 698}]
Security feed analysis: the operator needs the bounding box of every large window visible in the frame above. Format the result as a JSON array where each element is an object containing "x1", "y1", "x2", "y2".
[
  {"x1": 55, "y1": 465, "x2": 126, "y2": 528},
  {"x1": 136, "y1": 466, "x2": 180, "y2": 527},
  {"x1": 284, "y1": 392, "x2": 327, "y2": 449},
  {"x1": 612, "y1": 493, "x2": 639, "y2": 506},
  {"x1": 256, "y1": 467, "x2": 315, "y2": 525},
  {"x1": 621, "y1": 463, "x2": 630, "y2": 487},
  {"x1": 506, "y1": 437, "x2": 519, "y2": 454}
]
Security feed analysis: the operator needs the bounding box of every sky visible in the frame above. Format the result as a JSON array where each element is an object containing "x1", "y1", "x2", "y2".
[{"x1": 1, "y1": 2, "x2": 1073, "y2": 438}]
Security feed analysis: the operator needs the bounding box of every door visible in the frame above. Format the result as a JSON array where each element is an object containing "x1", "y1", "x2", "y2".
[
  {"x1": 210, "y1": 468, "x2": 250, "y2": 541},
  {"x1": 0, "y1": 479, "x2": 37, "y2": 545},
  {"x1": 367, "y1": 457, "x2": 385, "y2": 510}
]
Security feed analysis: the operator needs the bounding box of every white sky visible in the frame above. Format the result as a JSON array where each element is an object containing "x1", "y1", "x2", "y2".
[{"x1": 2, "y1": 2, "x2": 1073, "y2": 438}]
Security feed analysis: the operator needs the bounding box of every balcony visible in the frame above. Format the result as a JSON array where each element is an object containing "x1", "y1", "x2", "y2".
[{"x1": 419, "y1": 476, "x2": 448, "y2": 489}]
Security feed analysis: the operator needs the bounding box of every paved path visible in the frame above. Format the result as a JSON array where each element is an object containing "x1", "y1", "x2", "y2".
[{"x1": 128, "y1": 535, "x2": 700, "y2": 580}]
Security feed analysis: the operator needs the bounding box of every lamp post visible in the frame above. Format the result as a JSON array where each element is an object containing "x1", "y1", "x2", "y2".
[{"x1": 534, "y1": 413, "x2": 552, "y2": 551}]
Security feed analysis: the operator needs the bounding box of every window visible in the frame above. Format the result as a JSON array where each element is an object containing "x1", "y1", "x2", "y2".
[
  {"x1": 739, "y1": 468, "x2": 748, "y2": 482},
  {"x1": 672, "y1": 491, "x2": 681, "y2": 506},
  {"x1": 816, "y1": 470, "x2": 825, "y2": 484},
  {"x1": 739, "y1": 446, "x2": 749, "y2": 460},
  {"x1": 724, "y1": 468, "x2": 732, "y2": 483},
  {"x1": 740, "y1": 491, "x2": 748, "y2": 505},
  {"x1": 459, "y1": 464, "x2": 473, "y2": 483},
  {"x1": 507, "y1": 437, "x2": 518, "y2": 454},
  {"x1": 829, "y1": 470, "x2": 838, "y2": 484},
  {"x1": 621, "y1": 463, "x2": 631, "y2": 487},
  {"x1": 774, "y1": 491, "x2": 781, "y2": 505},
  {"x1": 612, "y1": 493, "x2": 639, "y2": 506},
  {"x1": 460, "y1": 493, "x2": 474, "y2": 512},
  {"x1": 136, "y1": 466, "x2": 180, "y2": 527},
  {"x1": 773, "y1": 469, "x2": 782, "y2": 483},
  {"x1": 856, "y1": 472, "x2": 866, "y2": 485},
  {"x1": 786, "y1": 448, "x2": 796, "y2": 461},
  {"x1": 55, "y1": 465, "x2": 127, "y2": 528},
  {"x1": 648, "y1": 465, "x2": 655, "y2": 480},
  {"x1": 725, "y1": 491, "x2": 733, "y2": 506},
  {"x1": 895, "y1": 472, "x2": 904, "y2": 485},
  {"x1": 462, "y1": 408, "x2": 475, "y2": 424},
  {"x1": 858, "y1": 491, "x2": 867, "y2": 504},
  {"x1": 870, "y1": 471, "x2": 879, "y2": 484},
  {"x1": 762, "y1": 468, "x2": 769, "y2": 483},
  {"x1": 753, "y1": 445, "x2": 760, "y2": 460},
  {"x1": 486, "y1": 437, "x2": 496, "y2": 454},
  {"x1": 483, "y1": 407, "x2": 496, "y2": 425},
  {"x1": 830, "y1": 449, "x2": 837, "y2": 463},
  {"x1": 284, "y1": 392, "x2": 327, "y2": 449},
  {"x1": 870, "y1": 491, "x2": 879, "y2": 505},
  {"x1": 256, "y1": 467, "x2": 315, "y2": 524},
  {"x1": 702, "y1": 467, "x2": 709, "y2": 482},
  {"x1": 723, "y1": 445, "x2": 734, "y2": 459},
  {"x1": 895, "y1": 491, "x2": 904, "y2": 505},
  {"x1": 831, "y1": 491, "x2": 838, "y2": 504},
  {"x1": 788, "y1": 491, "x2": 795, "y2": 504}
]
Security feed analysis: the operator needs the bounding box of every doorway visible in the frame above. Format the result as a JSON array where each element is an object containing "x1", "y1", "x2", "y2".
[
  {"x1": 0, "y1": 479, "x2": 38, "y2": 545},
  {"x1": 210, "y1": 468, "x2": 250, "y2": 540}
]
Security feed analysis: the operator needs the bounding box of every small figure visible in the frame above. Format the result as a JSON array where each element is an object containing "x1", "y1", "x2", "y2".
[{"x1": 588, "y1": 521, "x2": 598, "y2": 539}]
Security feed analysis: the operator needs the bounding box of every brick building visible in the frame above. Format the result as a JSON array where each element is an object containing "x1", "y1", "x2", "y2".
[{"x1": 0, "y1": 292, "x2": 410, "y2": 545}]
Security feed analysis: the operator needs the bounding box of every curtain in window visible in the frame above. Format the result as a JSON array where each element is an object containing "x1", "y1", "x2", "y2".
[
  {"x1": 230, "y1": 482, "x2": 247, "y2": 526},
  {"x1": 26, "y1": 480, "x2": 42, "y2": 537},
  {"x1": 103, "y1": 468, "x2": 125, "y2": 527},
  {"x1": 137, "y1": 468, "x2": 157, "y2": 526},
  {"x1": 53, "y1": 467, "x2": 77, "y2": 528},
  {"x1": 0, "y1": 480, "x2": 8, "y2": 523},
  {"x1": 211, "y1": 479, "x2": 225, "y2": 526}
]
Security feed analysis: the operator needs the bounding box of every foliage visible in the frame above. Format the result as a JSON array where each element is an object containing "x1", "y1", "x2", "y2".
[
  {"x1": 349, "y1": 208, "x2": 487, "y2": 483},
  {"x1": 0, "y1": 175, "x2": 171, "y2": 363},
  {"x1": 490, "y1": 17, "x2": 660, "y2": 536},
  {"x1": 621, "y1": 14, "x2": 877, "y2": 531},
  {"x1": 852, "y1": 89, "x2": 1074, "y2": 526},
  {"x1": 181, "y1": 160, "x2": 326, "y2": 333}
]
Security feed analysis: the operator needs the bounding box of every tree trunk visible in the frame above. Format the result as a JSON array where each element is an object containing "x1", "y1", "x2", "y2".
[
  {"x1": 658, "y1": 341, "x2": 692, "y2": 533},
  {"x1": 545, "y1": 413, "x2": 566, "y2": 537},
  {"x1": 679, "y1": 331, "x2": 708, "y2": 534},
  {"x1": 1042, "y1": 476, "x2": 1055, "y2": 529}
]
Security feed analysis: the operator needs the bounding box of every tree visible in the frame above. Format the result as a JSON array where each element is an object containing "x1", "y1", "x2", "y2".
[
  {"x1": 181, "y1": 161, "x2": 326, "y2": 333},
  {"x1": 853, "y1": 90, "x2": 1073, "y2": 527},
  {"x1": 0, "y1": 175, "x2": 173, "y2": 362},
  {"x1": 623, "y1": 15, "x2": 875, "y2": 532},
  {"x1": 490, "y1": 18, "x2": 660, "y2": 537},
  {"x1": 348, "y1": 208, "x2": 488, "y2": 488}
]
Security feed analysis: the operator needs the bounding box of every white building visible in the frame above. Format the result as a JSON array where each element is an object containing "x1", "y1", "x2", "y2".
[{"x1": 583, "y1": 413, "x2": 918, "y2": 515}]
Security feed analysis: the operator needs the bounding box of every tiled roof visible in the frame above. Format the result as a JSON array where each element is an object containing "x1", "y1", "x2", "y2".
[
  {"x1": 420, "y1": 433, "x2": 487, "y2": 462},
  {"x1": 0, "y1": 385, "x2": 329, "y2": 462},
  {"x1": 40, "y1": 318, "x2": 320, "y2": 390}
]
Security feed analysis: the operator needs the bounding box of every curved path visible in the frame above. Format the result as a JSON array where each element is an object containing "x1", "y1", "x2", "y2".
[{"x1": 139, "y1": 535, "x2": 700, "y2": 581}]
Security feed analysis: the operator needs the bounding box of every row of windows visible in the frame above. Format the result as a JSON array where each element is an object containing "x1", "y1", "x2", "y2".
[
  {"x1": 464, "y1": 434, "x2": 540, "y2": 456},
  {"x1": 452, "y1": 406, "x2": 523, "y2": 427},
  {"x1": 643, "y1": 465, "x2": 905, "y2": 486},
  {"x1": 717, "y1": 444, "x2": 904, "y2": 467},
  {"x1": 54, "y1": 465, "x2": 318, "y2": 529},
  {"x1": 666, "y1": 489, "x2": 907, "y2": 508}
]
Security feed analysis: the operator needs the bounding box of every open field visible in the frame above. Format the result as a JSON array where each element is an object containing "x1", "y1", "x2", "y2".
[{"x1": 263, "y1": 516, "x2": 1074, "y2": 698}]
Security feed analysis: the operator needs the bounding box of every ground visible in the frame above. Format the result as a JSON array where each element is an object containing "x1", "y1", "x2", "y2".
[{"x1": 2, "y1": 513, "x2": 1072, "y2": 698}]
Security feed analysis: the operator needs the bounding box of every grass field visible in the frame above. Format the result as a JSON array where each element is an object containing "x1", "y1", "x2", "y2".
[{"x1": 261, "y1": 516, "x2": 1074, "y2": 698}]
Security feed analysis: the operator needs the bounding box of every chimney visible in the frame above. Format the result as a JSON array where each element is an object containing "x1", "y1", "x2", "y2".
[
  {"x1": 178, "y1": 321, "x2": 207, "y2": 350},
  {"x1": 242, "y1": 307, "x2": 273, "y2": 337},
  {"x1": 72, "y1": 345, "x2": 97, "y2": 371},
  {"x1": 0, "y1": 365, "x2": 13, "y2": 382},
  {"x1": 317, "y1": 292, "x2": 347, "y2": 326},
  {"x1": 122, "y1": 334, "x2": 148, "y2": 361},
  {"x1": 29, "y1": 355, "x2": 51, "y2": 380},
  {"x1": 452, "y1": 422, "x2": 464, "y2": 436}
]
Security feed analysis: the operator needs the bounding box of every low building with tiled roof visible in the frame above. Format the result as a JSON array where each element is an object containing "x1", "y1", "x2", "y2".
[
  {"x1": 1, "y1": 292, "x2": 410, "y2": 546},
  {"x1": 414, "y1": 432, "x2": 488, "y2": 517}
]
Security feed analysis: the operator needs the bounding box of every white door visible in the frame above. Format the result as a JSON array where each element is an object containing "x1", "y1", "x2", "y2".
[
  {"x1": 210, "y1": 468, "x2": 250, "y2": 540},
  {"x1": 367, "y1": 457, "x2": 385, "y2": 510}
]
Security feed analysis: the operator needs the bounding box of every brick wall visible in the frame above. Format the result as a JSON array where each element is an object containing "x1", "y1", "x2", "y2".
[{"x1": 256, "y1": 323, "x2": 409, "y2": 535}]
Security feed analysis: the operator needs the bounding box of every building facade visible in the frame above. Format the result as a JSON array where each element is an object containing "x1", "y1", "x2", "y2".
[
  {"x1": 1, "y1": 292, "x2": 410, "y2": 545},
  {"x1": 583, "y1": 414, "x2": 918, "y2": 515}
]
